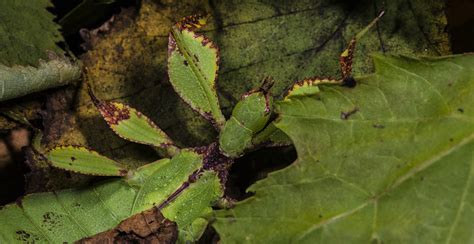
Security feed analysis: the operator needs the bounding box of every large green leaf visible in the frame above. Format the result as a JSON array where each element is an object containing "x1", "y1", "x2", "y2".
[
  {"x1": 0, "y1": 150, "x2": 222, "y2": 243},
  {"x1": 0, "y1": 1, "x2": 81, "y2": 102},
  {"x1": 0, "y1": 55, "x2": 81, "y2": 102},
  {"x1": 0, "y1": 0, "x2": 64, "y2": 66},
  {"x1": 214, "y1": 54, "x2": 474, "y2": 243}
]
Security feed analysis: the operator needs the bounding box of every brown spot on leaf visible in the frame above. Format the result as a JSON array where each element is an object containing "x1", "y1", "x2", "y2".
[
  {"x1": 340, "y1": 107, "x2": 359, "y2": 120},
  {"x1": 16, "y1": 230, "x2": 40, "y2": 242},
  {"x1": 202, "y1": 38, "x2": 210, "y2": 47},
  {"x1": 183, "y1": 60, "x2": 188, "y2": 66},
  {"x1": 96, "y1": 102, "x2": 131, "y2": 126},
  {"x1": 42, "y1": 212, "x2": 61, "y2": 231},
  {"x1": 70, "y1": 156, "x2": 76, "y2": 161},
  {"x1": 77, "y1": 208, "x2": 177, "y2": 244},
  {"x1": 176, "y1": 14, "x2": 209, "y2": 31},
  {"x1": 458, "y1": 108, "x2": 464, "y2": 113}
]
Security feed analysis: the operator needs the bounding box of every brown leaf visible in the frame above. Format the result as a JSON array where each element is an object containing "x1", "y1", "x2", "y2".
[{"x1": 77, "y1": 208, "x2": 178, "y2": 244}]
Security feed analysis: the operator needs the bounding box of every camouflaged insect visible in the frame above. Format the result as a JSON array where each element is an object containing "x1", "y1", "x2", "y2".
[{"x1": 0, "y1": 12, "x2": 384, "y2": 243}]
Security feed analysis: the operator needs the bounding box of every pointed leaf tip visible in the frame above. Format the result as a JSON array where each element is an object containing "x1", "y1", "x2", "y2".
[
  {"x1": 176, "y1": 14, "x2": 210, "y2": 31},
  {"x1": 168, "y1": 15, "x2": 225, "y2": 129},
  {"x1": 47, "y1": 146, "x2": 127, "y2": 176},
  {"x1": 89, "y1": 90, "x2": 176, "y2": 150}
]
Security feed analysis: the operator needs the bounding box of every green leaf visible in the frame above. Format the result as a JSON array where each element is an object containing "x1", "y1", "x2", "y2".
[
  {"x1": 214, "y1": 54, "x2": 474, "y2": 243},
  {"x1": 91, "y1": 96, "x2": 177, "y2": 151},
  {"x1": 0, "y1": 55, "x2": 81, "y2": 101},
  {"x1": 213, "y1": 0, "x2": 450, "y2": 111},
  {"x1": 47, "y1": 146, "x2": 128, "y2": 176},
  {"x1": 0, "y1": 150, "x2": 222, "y2": 243},
  {"x1": 0, "y1": 0, "x2": 64, "y2": 66},
  {"x1": 168, "y1": 16, "x2": 226, "y2": 128}
]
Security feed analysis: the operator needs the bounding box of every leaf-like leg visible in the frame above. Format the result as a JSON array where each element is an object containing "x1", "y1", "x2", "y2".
[
  {"x1": 87, "y1": 84, "x2": 179, "y2": 155},
  {"x1": 47, "y1": 146, "x2": 128, "y2": 176},
  {"x1": 339, "y1": 11, "x2": 385, "y2": 83}
]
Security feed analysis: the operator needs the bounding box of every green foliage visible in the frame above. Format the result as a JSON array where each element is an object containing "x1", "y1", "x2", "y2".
[
  {"x1": 0, "y1": 56, "x2": 81, "y2": 101},
  {"x1": 0, "y1": 14, "x2": 231, "y2": 243},
  {"x1": 213, "y1": 0, "x2": 450, "y2": 111},
  {"x1": 90, "y1": 97, "x2": 177, "y2": 153},
  {"x1": 168, "y1": 16, "x2": 226, "y2": 128},
  {"x1": 214, "y1": 54, "x2": 474, "y2": 243},
  {"x1": 0, "y1": 0, "x2": 64, "y2": 66},
  {"x1": 47, "y1": 146, "x2": 127, "y2": 176},
  {"x1": 0, "y1": 1, "x2": 81, "y2": 102},
  {"x1": 0, "y1": 1, "x2": 464, "y2": 242},
  {"x1": 0, "y1": 150, "x2": 222, "y2": 243},
  {"x1": 74, "y1": 0, "x2": 450, "y2": 159}
]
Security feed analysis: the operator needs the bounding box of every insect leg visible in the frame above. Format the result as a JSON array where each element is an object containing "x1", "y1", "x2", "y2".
[{"x1": 339, "y1": 11, "x2": 385, "y2": 83}]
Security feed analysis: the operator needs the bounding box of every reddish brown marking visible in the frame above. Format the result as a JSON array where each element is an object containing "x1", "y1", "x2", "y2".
[
  {"x1": 340, "y1": 39, "x2": 356, "y2": 79},
  {"x1": 202, "y1": 38, "x2": 210, "y2": 47},
  {"x1": 244, "y1": 78, "x2": 274, "y2": 114},
  {"x1": 199, "y1": 143, "x2": 232, "y2": 184},
  {"x1": 176, "y1": 14, "x2": 208, "y2": 31},
  {"x1": 168, "y1": 34, "x2": 177, "y2": 56},
  {"x1": 88, "y1": 86, "x2": 131, "y2": 125},
  {"x1": 97, "y1": 102, "x2": 131, "y2": 125}
]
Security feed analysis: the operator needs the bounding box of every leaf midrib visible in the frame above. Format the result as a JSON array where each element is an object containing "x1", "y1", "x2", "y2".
[{"x1": 171, "y1": 28, "x2": 225, "y2": 127}]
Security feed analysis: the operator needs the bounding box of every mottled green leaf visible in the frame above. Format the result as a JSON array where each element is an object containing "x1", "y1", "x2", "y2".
[
  {"x1": 91, "y1": 96, "x2": 177, "y2": 152},
  {"x1": 214, "y1": 54, "x2": 474, "y2": 243},
  {"x1": 213, "y1": 0, "x2": 450, "y2": 111},
  {"x1": 0, "y1": 55, "x2": 81, "y2": 101},
  {"x1": 47, "y1": 146, "x2": 127, "y2": 176},
  {"x1": 0, "y1": 0, "x2": 64, "y2": 66},
  {"x1": 168, "y1": 17, "x2": 226, "y2": 128},
  {"x1": 0, "y1": 150, "x2": 222, "y2": 243}
]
